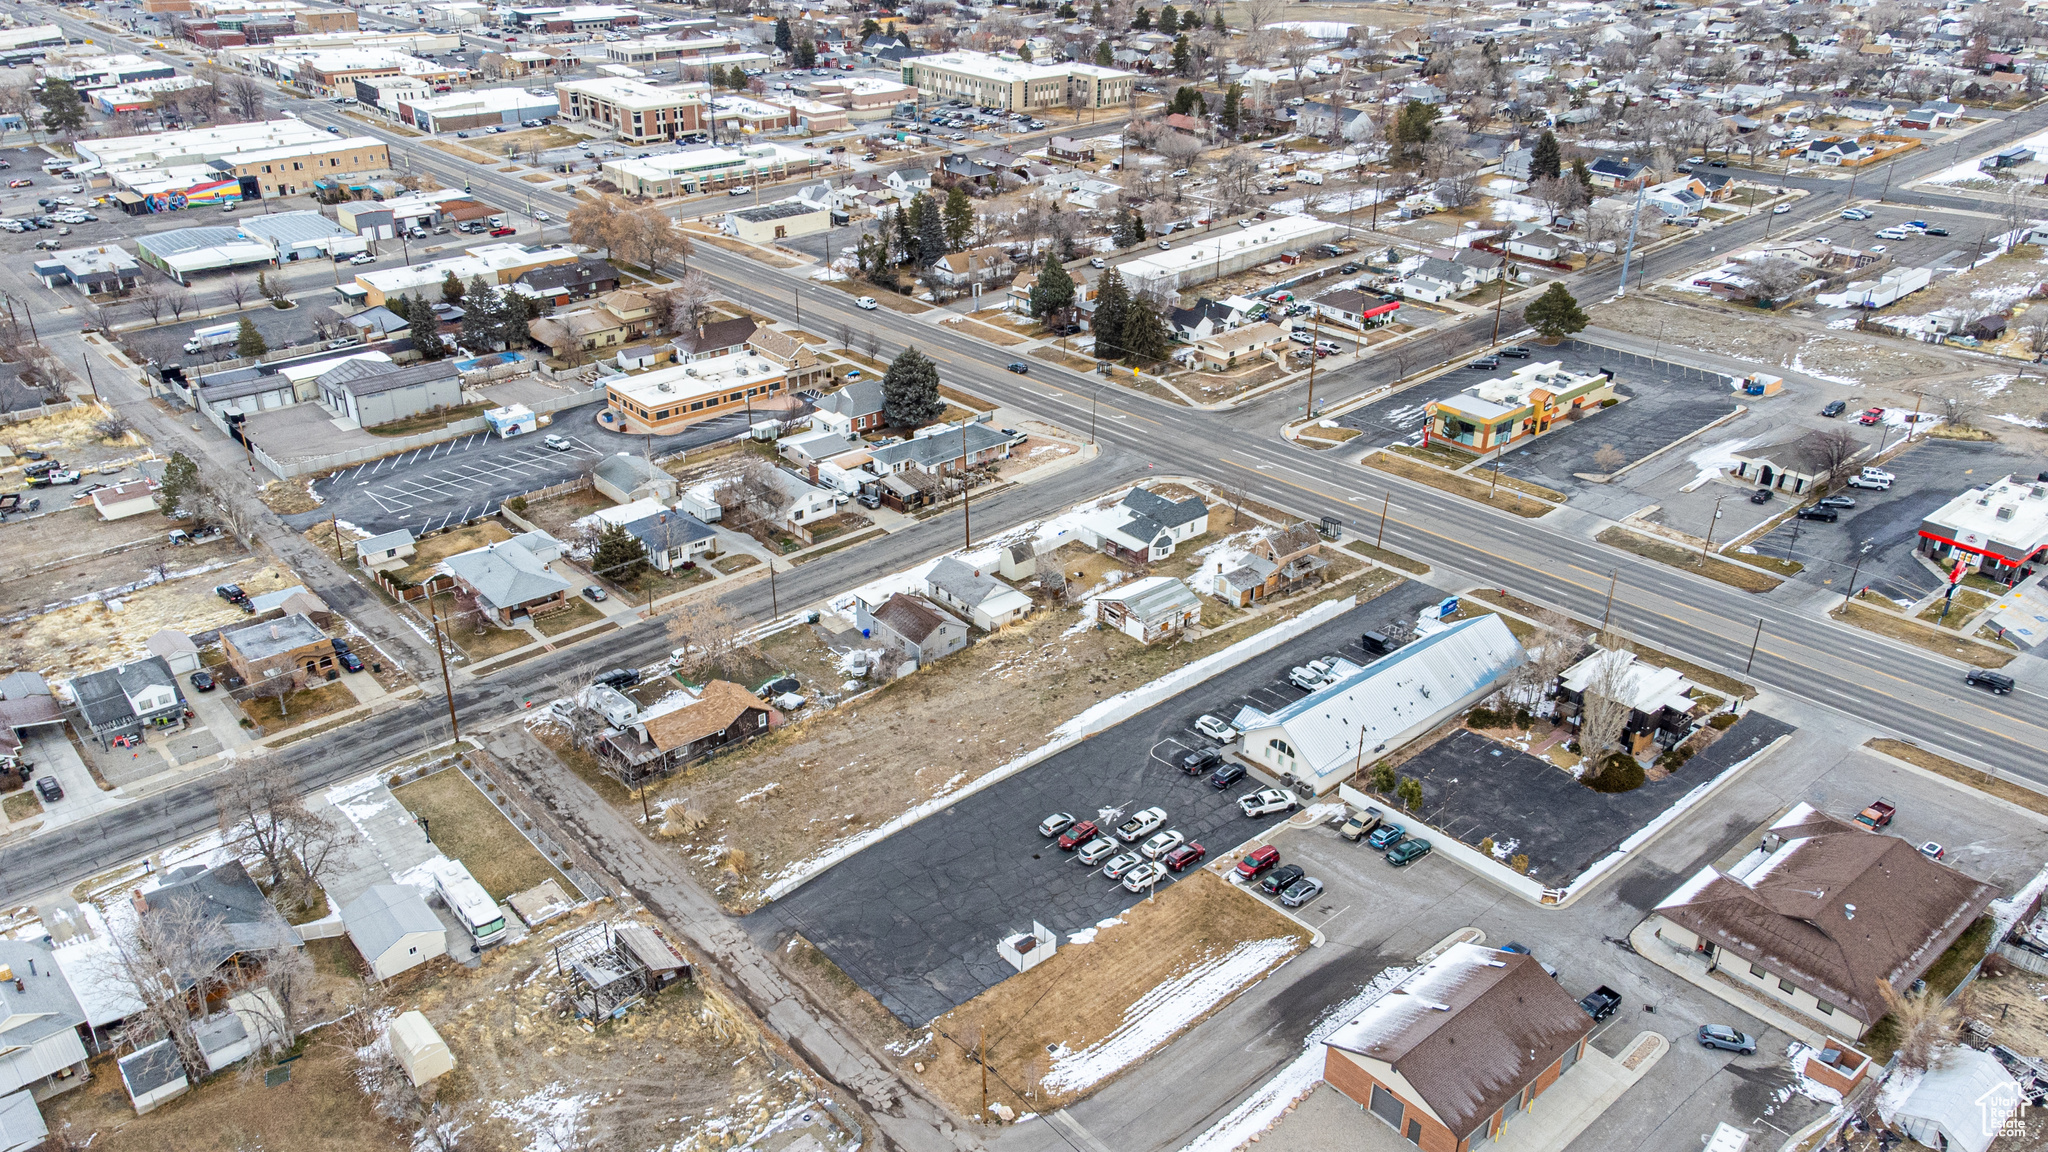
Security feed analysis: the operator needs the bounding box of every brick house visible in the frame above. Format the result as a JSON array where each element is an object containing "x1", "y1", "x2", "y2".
[{"x1": 220, "y1": 613, "x2": 337, "y2": 690}]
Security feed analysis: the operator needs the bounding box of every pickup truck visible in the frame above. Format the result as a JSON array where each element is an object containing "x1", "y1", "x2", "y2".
[
  {"x1": 1339, "y1": 806, "x2": 1385, "y2": 842},
  {"x1": 1116, "y1": 806, "x2": 1168, "y2": 843},
  {"x1": 1855, "y1": 797, "x2": 1896, "y2": 831},
  {"x1": 1579, "y1": 986, "x2": 1622, "y2": 1021}
]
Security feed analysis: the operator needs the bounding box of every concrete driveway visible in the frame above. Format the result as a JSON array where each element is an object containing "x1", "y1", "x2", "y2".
[{"x1": 19, "y1": 729, "x2": 120, "y2": 830}]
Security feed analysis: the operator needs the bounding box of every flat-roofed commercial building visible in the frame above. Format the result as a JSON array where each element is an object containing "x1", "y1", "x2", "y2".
[
  {"x1": 353, "y1": 242, "x2": 578, "y2": 306},
  {"x1": 502, "y1": 4, "x2": 641, "y2": 32},
  {"x1": 79, "y1": 120, "x2": 388, "y2": 211},
  {"x1": 604, "y1": 35, "x2": 743, "y2": 64},
  {"x1": 1918, "y1": 474, "x2": 2048, "y2": 580},
  {"x1": 555, "y1": 77, "x2": 704, "y2": 144},
  {"x1": 398, "y1": 86, "x2": 558, "y2": 132},
  {"x1": 1115, "y1": 214, "x2": 1341, "y2": 294},
  {"x1": 900, "y1": 50, "x2": 1133, "y2": 112},
  {"x1": 600, "y1": 141, "x2": 823, "y2": 198},
  {"x1": 601, "y1": 347, "x2": 788, "y2": 435},
  {"x1": 812, "y1": 75, "x2": 916, "y2": 116}
]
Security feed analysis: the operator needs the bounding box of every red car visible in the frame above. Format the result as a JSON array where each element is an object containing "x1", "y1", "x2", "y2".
[
  {"x1": 5, "y1": 178, "x2": 30, "y2": 188},
  {"x1": 1164, "y1": 842, "x2": 1206, "y2": 872},
  {"x1": 489, "y1": 226, "x2": 517, "y2": 237},
  {"x1": 1235, "y1": 845, "x2": 1279, "y2": 879},
  {"x1": 1857, "y1": 407, "x2": 1885, "y2": 426},
  {"x1": 1056, "y1": 820, "x2": 1100, "y2": 851}
]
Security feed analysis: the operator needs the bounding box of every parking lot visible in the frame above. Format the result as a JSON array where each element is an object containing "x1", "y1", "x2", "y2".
[
  {"x1": 750, "y1": 582, "x2": 1445, "y2": 1025},
  {"x1": 1746, "y1": 434, "x2": 2039, "y2": 600}
]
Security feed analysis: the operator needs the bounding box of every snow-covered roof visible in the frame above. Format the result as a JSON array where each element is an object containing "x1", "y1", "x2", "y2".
[{"x1": 1557, "y1": 647, "x2": 1696, "y2": 716}]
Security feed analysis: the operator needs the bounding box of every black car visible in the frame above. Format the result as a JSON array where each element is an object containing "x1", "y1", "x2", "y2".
[
  {"x1": 1794, "y1": 506, "x2": 1838, "y2": 523},
  {"x1": 1967, "y1": 669, "x2": 2016, "y2": 695},
  {"x1": 1749, "y1": 487, "x2": 1773, "y2": 504},
  {"x1": 1006, "y1": 362, "x2": 1030, "y2": 374},
  {"x1": 1923, "y1": 227, "x2": 1949, "y2": 237},
  {"x1": 1500, "y1": 346, "x2": 1531, "y2": 358},
  {"x1": 1821, "y1": 400, "x2": 1847, "y2": 417},
  {"x1": 1708, "y1": 159, "x2": 1728, "y2": 167},
  {"x1": 593, "y1": 668, "x2": 641, "y2": 689},
  {"x1": 1579, "y1": 985, "x2": 1622, "y2": 1020},
  {"x1": 1180, "y1": 747, "x2": 1223, "y2": 774},
  {"x1": 338, "y1": 652, "x2": 364, "y2": 672},
  {"x1": 1209, "y1": 762, "x2": 1247, "y2": 790},
  {"x1": 189, "y1": 670, "x2": 215, "y2": 692},
  {"x1": 1467, "y1": 356, "x2": 1500, "y2": 370},
  {"x1": 35, "y1": 776, "x2": 62, "y2": 802},
  {"x1": 1258, "y1": 864, "x2": 1305, "y2": 895},
  {"x1": 330, "y1": 637, "x2": 351, "y2": 654},
  {"x1": 215, "y1": 583, "x2": 247, "y2": 603}
]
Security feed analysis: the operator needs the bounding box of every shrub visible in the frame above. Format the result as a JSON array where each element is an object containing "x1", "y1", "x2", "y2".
[
  {"x1": 506, "y1": 495, "x2": 528, "y2": 513},
  {"x1": 1514, "y1": 707, "x2": 1534, "y2": 729},
  {"x1": 1466, "y1": 707, "x2": 1497, "y2": 728},
  {"x1": 1599, "y1": 397, "x2": 1619, "y2": 408},
  {"x1": 1584, "y1": 752, "x2": 1646, "y2": 793},
  {"x1": 1369, "y1": 761, "x2": 1396, "y2": 793},
  {"x1": 1709, "y1": 713, "x2": 1740, "y2": 730},
  {"x1": 1510, "y1": 853, "x2": 1530, "y2": 875},
  {"x1": 1477, "y1": 836, "x2": 1495, "y2": 857},
  {"x1": 1396, "y1": 775, "x2": 1424, "y2": 811}
]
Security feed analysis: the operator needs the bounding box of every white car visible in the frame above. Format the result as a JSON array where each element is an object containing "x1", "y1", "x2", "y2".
[
  {"x1": 1194, "y1": 714, "x2": 1238, "y2": 742},
  {"x1": 1772, "y1": 204, "x2": 1792, "y2": 214},
  {"x1": 1868, "y1": 244, "x2": 1887, "y2": 254},
  {"x1": 1874, "y1": 228, "x2": 1909, "y2": 240},
  {"x1": 543, "y1": 434, "x2": 573, "y2": 450},
  {"x1": 1121, "y1": 861, "x2": 1167, "y2": 892},
  {"x1": 1840, "y1": 207, "x2": 1872, "y2": 220},
  {"x1": 1140, "y1": 829, "x2": 1186, "y2": 860},
  {"x1": 1846, "y1": 474, "x2": 1892, "y2": 491},
  {"x1": 1090, "y1": 257, "x2": 1106, "y2": 268},
  {"x1": 728, "y1": 185, "x2": 753, "y2": 196},
  {"x1": 1288, "y1": 660, "x2": 1332, "y2": 690},
  {"x1": 1076, "y1": 838, "x2": 1119, "y2": 865},
  {"x1": 1859, "y1": 467, "x2": 1895, "y2": 483},
  {"x1": 1116, "y1": 806, "x2": 1168, "y2": 842},
  {"x1": 349, "y1": 252, "x2": 375, "y2": 265},
  {"x1": 855, "y1": 296, "x2": 879, "y2": 310},
  {"x1": 1239, "y1": 788, "x2": 1299, "y2": 818}
]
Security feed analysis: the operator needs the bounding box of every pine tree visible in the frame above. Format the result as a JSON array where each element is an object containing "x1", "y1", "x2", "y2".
[
  {"x1": 909, "y1": 192, "x2": 947, "y2": 265},
  {"x1": 880, "y1": 346, "x2": 944, "y2": 428},
  {"x1": 1172, "y1": 36, "x2": 1193, "y2": 77},
  {"x1": 795, "y1": 39, "x2": 818, "y2": 69},
  {"x1": 441, "y1": 270, "x2": 466, "y2": 303},
  {"x1": 1524, "y1": 283, "x2": 1589, "y2": 342},
  {"x1": 1057, "y1": 2, "x2": 1075, "y2": 16},
  {"x1": 942, "y1": 185, "x2": 975, "y2": 250},
  {"x1": 407, "y1": 293, "x2": 446, "y2": 360},
  {"x1": 1222, "y1": 83, "x2": 1242, "y2": 133},
  {"x1": 1026, "y1": 253, "x2": 1075, "y2": 318},
  {"x1": 1211, "y1": 9, "x2": 1225, "y2": 32},
  {"x1": 35, "y1": 79, "x2": 86, "y2": 138},
  {"x1": 497, "y1": 292, "x2": 536, "y2": 350},
  {"x1": 892, "y1": 204, "x2": 914, "y2": 266},
  {"x1": 234, "y1": 316, "x2": 266, "y2": 358},
  {"x1": 774, "y1": 16, "x2": 793, "y2": 55},
  {"x1": 860, "y1": 17, "x2": 880, "y2": 38},
  {"x1": 1094, "y1": 41, "x2": 1113, "y2": 67},
  {"x1": 1530, "y1": 130, "x2": 1562, "y2": 182},
  {"x1": 1158, "y1": 4, "x2": 1178, "y2": 34},
  {"x1": 1395, "y1": 100, "x2": 1434, "y2": 157},
  {"x1": 1112, "y1": 206, "x2": 1145, "y2": 247},
  {"x1": 1089, "y1": 0, "x2": 1103, "y2": 24},
  {"x1": 1091, "y1": 267, "x2": 1131, "y2": 361},
  {"x1": 1018, "y1": 42, "x2": 1033, "y2": 62},
  {"x1": 1571, "y1": 157, "x2": 1593, "y2": 190},
  {"x1": 459, "y1": 276, "x2": 501, "y2": 349},
  {"x1": 1132, "y1": 7, "x2": 1151, "y2": 31},
  {"x1": 156, "y1": 450, "x2": 202, "y2": 519},
  {"x1": 1119, "y1": 294, "x2": 1170, "y2": 363},
  {"x1": 593, "y1": 522, "x2": 649, "y2": 583},
  {"x1": 1172, "y1": 86, "x2": 1203, "y2": 116}
]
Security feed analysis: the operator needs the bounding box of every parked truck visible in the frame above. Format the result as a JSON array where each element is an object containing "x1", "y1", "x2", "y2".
[
  {"x1": 1855, "y1": 797, "x2": 1896, "y2": 831},
  {"x1": 183, "y1": 322, "x2": 240, "y2": 355}
]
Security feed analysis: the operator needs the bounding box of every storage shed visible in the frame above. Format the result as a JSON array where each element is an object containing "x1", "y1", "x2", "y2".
[
  {"x1": 388, "y1": 1010, "x2": 455, "y2": 1087},
  {"x1": 117, "y1": 1039, "x2": 188, "y2": 1115},
  {"x1": 1887, "y1": 1048, "x2": 2020, "y2": 1152}
]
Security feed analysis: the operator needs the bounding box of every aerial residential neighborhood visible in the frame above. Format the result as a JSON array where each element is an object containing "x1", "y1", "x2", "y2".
[{"x1": 2, "y1": 0, "x2": 2048, "y2": 1149}]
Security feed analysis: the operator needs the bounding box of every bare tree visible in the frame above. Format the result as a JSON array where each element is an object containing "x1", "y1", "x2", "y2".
[
  {"x1": 1528, "y1": 175, "x2": 1586, "y2": 223},
  {"x1": 666, "y1": 271, "x2": 716, "y2": 334},
  {"x1": 1574, "y1": 636, "x2": 1635, "y2": 762},
  {"x1": 1742, "y1": 256, "x2": 1809, "y2": 305},
  {"x1": 225, "y1": 275, "x2": 250, "y2": 311},
  {"x1": 1875, "y1": 978, "x2": 1965, "y2": 1072},
  {"x1": 1795, "y1": 427, "x2": 1864, "y2": 490},
  {"x1": 863, "y1": 330, "x2": 882, "y2": 362},
  {"x1": 837, "y1": 320, "x2": 852, "y2": 351},
  {"x1": 1593, "y1": 444, "x2": 1626, "y2": 472},
  {"x1": 2022, "y1": 309, "x2": 2048, "y2": 362},
  {"x1": 664, "y1": 596, "x2": 760, "y2": 678},
  {"x1": 216, "y1": 73, "x2": 268, "y2": 121},
  {"x1": 166, "y1": 284, "x2": 194, "y2": 321},
  {"x1": 104, "y1": 890, "x2": 237, "y2": 1082},
  {"x1": 131, "y1": 278, "x2": 166, "y2": 325},
  {"x1": 94, "y1": 412, "x2": 133, "y2": 442},
  {"x1": 1931, "y1": 387, "x2": 1981, "y2": 431}
]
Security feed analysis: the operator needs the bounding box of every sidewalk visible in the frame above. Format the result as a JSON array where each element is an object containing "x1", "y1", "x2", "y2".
[{"x1": 1629, "y1": 917, "x2": 1830, "y2": 1045}]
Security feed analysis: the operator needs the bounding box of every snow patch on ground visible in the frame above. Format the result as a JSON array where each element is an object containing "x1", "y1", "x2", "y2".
[
  {"x1": 1680, "y1": 434, "x2": 1759, "y2": 492},
  {"x1": 1994, "y1": 412, "x2": 2048, "y2": 430},
  {"x1": 1042, "y1": 937, "x2": 1299, "y2": 1095},
  {"x1": 1177, "y1": 964, "x2": 1415, "y2": 1152},
  {"x1": 491, "y1": 1082, "x2": 594, "y2": 1152},
  {"x1": 833, "y1": 647, "x2": 884, "y2": 675},
  {"x1": 1992, "y1": 860, "x2": 2048, "y2": 938}
]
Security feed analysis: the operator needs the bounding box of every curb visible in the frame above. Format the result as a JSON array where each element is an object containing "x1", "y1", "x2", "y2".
[{"x1": 1857, "y1": 741, "x2": 2048, "y2": 825}]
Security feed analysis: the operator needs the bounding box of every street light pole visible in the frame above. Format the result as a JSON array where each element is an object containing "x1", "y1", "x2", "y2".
[
  {"x1": 1600, "y1": 568, "x2": 1618, "y2": 632},
  {"x1": 959, "y1": 418, "x2": 971, "y2": 549},
  {"x1": 1376, "y1": 491, "x2": 1390, "y2": 550},
  {"x1": 1700, "y1": 493, "x2": 1726, "y2": 565}
]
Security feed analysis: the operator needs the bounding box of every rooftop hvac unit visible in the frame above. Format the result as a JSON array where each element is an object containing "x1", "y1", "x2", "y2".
[{"x1": 657, "y1": 382, "x2": 671, "y2": 392}]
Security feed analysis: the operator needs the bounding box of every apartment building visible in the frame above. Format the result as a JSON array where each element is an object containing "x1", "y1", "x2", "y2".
[
  {"x1": 554, "y1": 77, "x2": 705, "y2": 145},
  {"x1": 899, "y1": 50, "x2": 1133, "y2": 112}
]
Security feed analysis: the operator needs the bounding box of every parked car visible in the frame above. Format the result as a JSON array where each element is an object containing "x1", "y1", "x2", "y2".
[
  {"x1": 1365, "y1": 823, "x2": 1405, "y2": 850},
  {"x1": 1840, "y1": 207, "x2": 1872, "y2": 220},
  {"x1": 1057, "y1": 820, "x2": 1101, "y2": 850},
  {"x1": 1919, "y1": 841, "x2": 1945, "y2": 861},
  {"x1": 215, "y1": 583, "x2": 248, "y2": 603},
  {"x1": 855, "y1": 296, "x2": 879, "y2": 310},
  {"x1": 1922, "y1": 226, "x2": 1949, "y2": 237},
  {"x1": 1580, "y1": 985, "x2": 1623, "y2": 1020},
  {"x1": 1090, "y1": 257, "x2": 1106, "y2": 268},
  {"x1": 1967, "y1": 669, "x2": 2016, "y2": 695},
  {"x1": 1239, "y1": 788, "x2": 1298, "y2": 818},
  {"x1": 1279, "y1": 876, "x2": 1324, "y2": 907},
  {"x1": 1500, "y1": 346, "x2": 1531, "y2": 359},
  {"x1": 1101, "y1": 851, "x2": 1143, "y2": 879},
  {"x1": 1038, "y1": 812, "x2": 1076, "y2": 837},
  {"x1": 1859, "y1": 467, "x2": 1895, "y2": 483},
  {"x1": 1116, "y1": 806, "x2": 1168, "y2": 842},
  {"x1": 1385, "y1": 837, "x2": 1432, "y2": 866},
  {"x1": 1339, "y1": 807, "x2": 1384, "y2": 841},
  {"x1": 1846, "y1": 474, "x2": 1892, "y2": 490},
  {"x1": 1749, "y1": 487, "x2": 1773, "y2": 504},
  {"x1": 1817, "y1": 495, "x2": 1855, "y2": 509},
  {"x1": 1258, "y1": 864, "x2": 1306, "y2": 896},
  {"x1": 1076, "y1": 837, "x2": 1119, "y2": 865},
  {"x1": 593, "y1": 667, "x2": 640, "y2": 689},
  {"x1": 338, "y1": 652, "x2": 364, "y2": 672},
  {"x1": 1140, "y1": 829, "x2": 1186, "y2": 859},
  {"x1": 35, "y1": 776, "x2": 62, "y2": 802},
  {"x1": 1794, "y1": 506, "x2": 1838, "y2": 523},
  {"x1": 1697, "y1": 1025, "x2": 1755, "y2": 1054},
  {"x1": 489, "y1": 226, "x2": 517, "y2": 237},
  {"x1": 1121, "y1": 861, "x2": 1167, "y2": 891},
  {"x1": 1236, "y1": 845, "x2": 1280, "y2": 879},
  {"x1": 190, "y1": 670, "x2": 215, "y2": 692},
  {"x1": 580, "y1": 585, "x2": 608, "y2": 602},
  {"x1": 1467, "y1": 356, "x2": 1500, "y2": 370},
  {"x1": 1821, "y1": 400, "x2": 1847, "y2": 417},
  {"x1": 1288, "y1": 660, "x2": 1332, "y2": 690},
  {"x1": 1208, "y1": 762, "x2": 1247, "y2": 790},
  {"x1": 544, "y1": 434, "x2": 573, "y2": 450},
  {"x1": 348, "y1": 252, "x2": 376, "y2": 265},
  {"x1": 1163, "y1": 842, "x2": 1206, "y2": 872},
  {"x1": 1857, "y1": 407, "x2": 1885, "y2": 426},
  {"x1": 1194, "y1": 714, "x2": 1238, "y2": 742},
  {"x1": 1180, "y1": 747, "x2": 1222, "y2": 774}
]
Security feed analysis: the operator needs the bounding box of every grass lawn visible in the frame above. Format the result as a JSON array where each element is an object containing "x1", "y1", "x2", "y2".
[
  {"x1": 911, "y1": 870, "x2": 1308, "y2": 1116},
  {"x1": 1729, "y1": 550, "x2": 1806, "y2": 577},
  {"x1": 1917, "y1": 587, "x2": 1995, "y2": 629},
  {"x1": 1597, "y1": 527, "x2": 1782, "y2": 593},
  {"x1": 366, "y1": 402, "x2": 494, "y2": 438},
  {"x1": 532, "y1": 596, "x2": 606, "y2": 637},
  {"x1": 713, "y1": 554, "x2": 758, "y2": 574},
  {"x1": 1298, "y1": 425, "x2": 1363, "y2": 449},
  {"x1": 445, "y1": 623, "x2": 535, "y2": 662},
  {"x1": 1866, "y1": 738, "x2": 2048, "y2": 819},
  {"x1": 392, "y1": 768, "x2": 569, "y2": 902},
  {"x1": 390, "y1": 521, "x2": 513, "y2": 586},
  {"x1": 623, "y1": 563, "x2": 717, "y2": 599},
  {"x1": 2, "y1": 791, "x2": 39, "y2": 821},
  {"x1": 1343, "y1": 539, "x2": 1431, "y2": 574},
  {"x1": 1831, "y1": 596, "x2": 2014, "y2": 668},
  {"x1": 1366, "y1": 452, "x2": 1560, "y2": 517},
  {"x1": 240, "y1": 681, "x2": 360, "y2": 729}
]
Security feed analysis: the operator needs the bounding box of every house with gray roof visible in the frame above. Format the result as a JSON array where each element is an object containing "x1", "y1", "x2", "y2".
[
  {"x1": 865, "y1": 422, "x2": 1012, "y2": 476},
  {"x1": 0, "y1": 1088, "x2": 48, "y2": 1151},
  {"x1": 67, "y1": 655, "x2": 182, "y2": 748},
  {"x1": 117, "y1": 1040, "x2": 186, "y2": 1115},
  {"x1": 1089, "y1": 575, "x2": 1201, "y2": 644},
  {"x1": 0, "y1": 939, "x2": 90, "y2": 1103},
  {"x1": 1076, "y1": 486, "x2": 1210, "y2": 564},
  {"x1": 135, "y1": 861, "x2": 304, "y2": 974},
  {"x1": 315, "y1": 358, "x2": 464, "y2": 429},
  {"x1": 341, "y1": 884, "x2": 447, "y2": 981},
  {"x1": 356, "y1": 528, "x2": 417, "y2": 572},
  {"x1": 440, "y1": 536, "x2": 572, "y2": 624},
  {"x1": 854, "y1": 591, "x2": 968, "y2": 666},
  {"x1": 813, "y1": 376, "x2": 886, "y2": 435},
  {"x1": 592, "y1": 452, "x2": 678, "y2": 504},
  {"x1": 618, "y1": 509, "x2": 718, "y2": 572},
  {"x1": 925, "y1": 556, "x2": 1033, "y2": 631}
]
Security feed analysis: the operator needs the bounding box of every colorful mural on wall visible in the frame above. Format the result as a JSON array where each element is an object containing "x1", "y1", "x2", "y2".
[{"x1": 143, "y1": 179, "x2": 244, "y2": 213}]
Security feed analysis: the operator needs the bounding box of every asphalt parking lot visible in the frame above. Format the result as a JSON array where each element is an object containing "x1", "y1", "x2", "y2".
[
  {"x1": 290, "y1": 409, "x2": 749, "y2": 536},
  {"x1": 751, "y1": 581, "x2": 1445, "y2": 1025},
  {"x1": 1746, "y1": 435, "x2": 2040, "y2": 600},
  {"x1": 1395, "y1": 715, "x2": 1793, "y2": 885}
]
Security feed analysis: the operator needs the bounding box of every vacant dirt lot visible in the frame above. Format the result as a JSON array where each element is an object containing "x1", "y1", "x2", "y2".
[
  {"x1": 3, "y1": 552, "x2": 301, "y2": 678},
  {"x1": 0, "y1": 507, "x2": 240, "y2": 611},
  {"x1": 1598, "y1": 295, "x2": 1961, "y2": 385}
]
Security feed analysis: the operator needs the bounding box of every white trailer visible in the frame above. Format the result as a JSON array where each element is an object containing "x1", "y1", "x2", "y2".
[{"x1": 182, "y1": 322, "x2": 240, "y2": 354}]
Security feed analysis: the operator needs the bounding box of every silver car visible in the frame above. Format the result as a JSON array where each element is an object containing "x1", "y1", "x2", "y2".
[
  {"x1": 1140, "y1": 830, "x2": 1187, "y2": 860},
  {"x1": 1101, "y1": 852, "x2": 1143, "y2": 880},
  {"x1": 1076, "y1": 838, "x2": 1119, "y2": 866}
]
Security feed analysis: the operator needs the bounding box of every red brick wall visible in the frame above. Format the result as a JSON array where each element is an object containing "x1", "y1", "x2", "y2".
[{"x1": 1322, "y1": 1050, "x2": 1460, "y2": 1152}]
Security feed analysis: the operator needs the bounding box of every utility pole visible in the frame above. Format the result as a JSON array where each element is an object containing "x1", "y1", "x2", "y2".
[
  {"x1": 1744, "y1": 617, "x2": 1763, "y2": 674},
  {"x1": 80, "y1": 352, "x2": 98, "y2": 402},
  {"x1": 1490, "y1": 268, "x2": 1509, "y2": 344},
  {"x1": 1844, "y1": 541, "x2": 1873, "y2": 605},
  {"x1": 1700, "y1": 493, "x2": 1726, "y2": 565},
  {"x1": 330, "y1": 511, "x2": 343, "y2": 561},
  {"x1": 1376, "y1": 490, "x2": 1390, "y2": 550},
  {"x1": 1088, "y1": 380, "x2": 1099, "y2": 445},
  {"x1": 959, "y1": 418, "x2": 971, "y2": 548},
  {"x1": 428, "y1": 588, "x2": 459, "y2": 744},
  {"x1": 1304, "y1": 315, "x2": 1323, "y2": 419},
  {"x1": 1600, "y1": 568, "x2": 1618, "y2": 632}
]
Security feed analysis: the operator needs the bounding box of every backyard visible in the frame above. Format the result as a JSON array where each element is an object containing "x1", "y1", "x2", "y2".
[{"x1": 391, "y1": 765, "x2": 569, "y2": 902}]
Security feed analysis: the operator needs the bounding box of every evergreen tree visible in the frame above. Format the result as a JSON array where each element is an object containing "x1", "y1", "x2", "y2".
[
  {"x1": 1523, "y1": 283, "x2": 1589, "y2": 343},
  {"x1": 441, "y1": 270, "x2": 466, "y2": 303},
  {"x1": 892, "y1": 204, "x2": 914, "y2": 265},
  {"x1": 860, "y1": 17, "x2": 881, "y2": 38},
  {"x1": 795, "y1": 39, "x2": 817, "y2": 69},
  {"x1": 1530, "y1": 130, "x2": 1561, "y2": 182},
  {"x1": 1119, "y1": 295, "x2": 1169, "y2": 363},
  {"x1": 1057, "y1": 2, "x2": 1075, "y2": 17},
  {"x1": 1211, "y1": 9, "x2": 1225, "y2": 32},
  {"x1": 1018, "y1": 42, "x2": 1033, "y2": 62},
  {"x1": 593, "y1": 522, "x2": 649, "y2": 583},
  {"x1": 459, "y1": 276, "x2": 501, "y2": 349},
  {"x1": 908, "y1": 192, "x2": 947, "y2": 265},
  {"x1": 1089, "y1": 0, "x2": 1103, "y2": 24},
  {"x1": 880, "y1": 346, "x2": 944, "y2": 428},
  {"x1": 498, "y1": 292, "x2": 537, "y2": 349},
  {"x1": 1091, "y1": 267, "x2": 1131, "y2": 361},
  {"x1": 1172, "y1": 36, "x2": 1193, "y2": 77},
  {"x1": 1394, "y1": 100, "x2": 1434, "y2": 157},
  {"x1": 156, "y1": 450, "x2": 203, "y2": 520},
  {"x1": 234, "y1": 316, "x2": 266, "y2": 358},
  {"x1": 1112, "y1": 206, "x2": 1145, "y2": 247},
  {"x1": 774, "y1": 16, "x2": 793, "y2": 54},
  {"x1": 36, "y1": 79, "x2": 86, "y2": 138},
  {"x1": 407, "y1": 293, "x2": 446, "y2": 360},
  {"x1": 1571, "y1": 157, "x2": 1593, "y2": 190},
  {"x1": 1172, "y1": 85, "x2": 1203, "y2": 116},
  {"x1": 942, "y1": 185, "x2": 976, "y2": 250},
  {"x1": 1132, "y1": 6, "x2": 1151, "y2": 30},
  {"x1": 384, "y1": 295, "x2": 410, "y2": 322},
  {"x1": 1158, "y1": 4, "x2": 1178, "y2": 34},
  {"x1": 1222, "y1": 83, "x2": 1242, "y2": 133},
  {"x1": 1026, "y1": 253, "x2": 1075, "y2": 317},
  {"x1": 1094, "y1": 41, "x2": 1114, "y2": 67}
]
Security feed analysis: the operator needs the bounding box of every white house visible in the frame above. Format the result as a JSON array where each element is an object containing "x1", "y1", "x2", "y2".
[
  {"x1": 1506, "y1": 229, "x2": 1566, "y2": 262},
  {"x1": 925, "y1": 555, "x2": 1033, "y2": 631},
  {"x1": 1088, "y1": 576, "x2": 1202, "y2": 644},
  {"x1": 766, "y1": 469, "x2": 839, "y2": 531},
  {"x1": 884, "y1": 168, "x2": 931, "y2": 197},
  {"x1": 1074, "y1": 487, "x2": 1210, "y2": 563},
  {"x1": 89, "y1": 480, "x2": 159, "y2": 521},
  {"x1": 355, "y1": 528, "x2": 418, "y2": 571},
  {"x1": 341, "y1": 884, "x2": 448, "y2": 982},
  {"x1": 1234, "y1": 615, "x2": 1527, "y2": 794}
]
